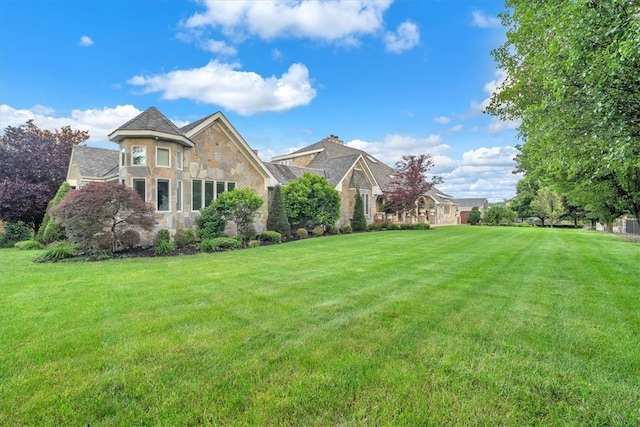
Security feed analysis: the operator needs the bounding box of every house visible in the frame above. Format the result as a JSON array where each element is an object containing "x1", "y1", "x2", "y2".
[
  {"x1": 268, "y1": 135, "x2": 459, "y2": 226},
  {"x1": 66, "y1": 106, "x2": 459, "y2": 238},
  {"x1": 454, "y1": 198, "x2": 489, "y2": 224}
]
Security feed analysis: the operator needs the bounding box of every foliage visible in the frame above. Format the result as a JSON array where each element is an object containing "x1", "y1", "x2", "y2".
[
  {"x1": 399, "y1": 223, "x2": 415, "y2": 230},
  {"x1": 195, "y1": 204, "x2": 226, "y2": 240},
  {"x1": 247, "y1": 239, "x2": 261, "y2": 248},
  {"x1": 0, "y1": 221, "x2": 33, "y2": 248},
  {"x1": 388, "y1": 154, "x2": 443, "y2": 217},
  {"x1": 414, "y1": 223, "x2": 430, "y2": 230},
  {"x1": 154, "y1": 240, "x2": 175, "y2": 255},
  {"x1": 386, "y1": 222, "x2": 400, "y2": 231},
  {"x1": 259, "y1": 231, "x2": 282, "y2": 244},
  {"x1": 342, "y1": 224, "x2": 352, "y2": 234},
  {"x1": 14, "y1": 240, "x2": 44, "y2": 250},
  {"x1": 295, "y1": 228, "x2": 309, "y2": 239},
  {"x1": 120, "y1": 229, "x2": 141, "y2": 249},
  {"x1": 213, "y1": 188, "x2": 264, "y2": 241},
  {"x1": 199, "y1": 237, "x2": 240, "y2": 252},
  {"x1": 531, "y1": 187, "x2": 564, "y2": 227},
  {"x1": 36, "y1": 182, "x2": 71, "y2": 243},
  {"x1": 483, "y1": 205, "x2": 516, "y2": 226},
  {"x1": 467, "y1": 207, "x2": 482, "y2": 225},
  {"x1": 311, "y1": 226, "x2": 325, "y2": 237},
  {"x1": 34, "y1": 241, "x2": 77, "y2": 262},
  {"x1": 156, "y1": 229, "x2": 171, "y2": 245},
  {"x1": 282, "y1": 172, "x2": 341, "y2": 230},
  {"x1": 174, "y1": 229, "x2": 197, "y2": 248},
  {"x1": 0, "y1": 121, "x2": 88, "y2": 232},
  {"x1": 92, "y1": 232, "x2": 115, "y2": 251},
  {"x1": 351, "y1": 190, "x2": 367, "y2": 232},
  {"x1": 486, "y1": 0, "x2": 640, "y2": 226},
  {"x1": 327, "y1": 226, "x2": 340, "y2": 235},
  {"x1": 266, "y1": 185, "x2": 291, "y2": 238},
  {"x1": 52, "y1": 182, "x2": 156, "y2": 252},
  {"x1": 510, "y1": 176, "x2": 539, "y2": 221}
]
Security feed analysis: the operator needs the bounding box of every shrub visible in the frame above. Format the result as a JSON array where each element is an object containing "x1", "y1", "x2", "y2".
[
  {"x1": 414, "y1": 223, "x2": 430, "y2": 230},
  {"x1": 267, "y1": 185, "x2": 291, "y2": 238},
  {"x1": 174, "y1": 229, "x2": 197, "y2": 248},
  {"x1": 214, "y1": 189, "x2": 264, "y2": 241},
  {"x1": 467, "y1": 207, "x2": 482, "y2": 225},
  {"x1": 248, "y1": 239, "x2": 261, "y2": 248},
  {"x1": 92, "y1": 232, "x2": 114, "y2": 251},
  {"x1": 37, "y1": 182, "x2": 71, "y2": 243},
  {"x1": 296, "y1": 228, "x2": 309, "y2": 239},
  {"x1": 400, "y1": 223, "x2": 415, "y2": 230},
  {"x1": 35, "y1": 241, "x2": 77, "y2": 262},
  {"x1": 155, "y1": 240, "x2": 175, "y2": 255},
  {"x1": 14, "y1": 240, "x2": 44, "y2": 250},
  {"x1": 386, "y1": 222, "x2": 400, "y2": 230},
  {"x1": 342, "y1": 224, "x2": 352, "y2": 234},
  {"x1": 195, "y1": 204, "x2": 226, "y2": 240},
  {"x1": 199, "y1": 237, "x2": 240, "y2": 253},
  {"x1": 0, "y1": 221, "x2": 32, "y2": 248},
  {"x1": 312, "y1": 226, "x2": 325, "y2": 237},
  {"x1": 327, "y1": 225, "x2": 340, "y2": 235},
  {"x1": 260, "y1": 230, "x2": 282, "y2": 244},
  {"x1": 156, "y1": 229, "x2": 171, "y2": 244},
  {"x1": 351, "y1": 191, "x2": 367, "y2": 232},
  {"x1": 120, "y1": 229, "x2": 141, "y2": 249}
]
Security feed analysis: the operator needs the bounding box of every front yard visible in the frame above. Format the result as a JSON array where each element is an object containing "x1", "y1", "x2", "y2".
[{"x1": 1, "y1": 227, "x2": 638, "y2": 425}]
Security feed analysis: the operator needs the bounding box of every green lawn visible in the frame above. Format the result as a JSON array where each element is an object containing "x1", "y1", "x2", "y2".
[{"x1": 1, "y1": 227, "x2": 639, "y2": 425}]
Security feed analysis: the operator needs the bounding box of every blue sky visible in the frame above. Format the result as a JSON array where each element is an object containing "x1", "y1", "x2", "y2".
[{"x1": 0, "y1": 0, "x2": 520, "y2": 201}]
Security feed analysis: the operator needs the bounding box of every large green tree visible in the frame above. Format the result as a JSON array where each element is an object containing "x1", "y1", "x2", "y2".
[
  {"x1": 266, "y1": 185, "x2": 291, "y2": 237},
  {"x1": 486, "y1": 0, "x2": 640, "y2": 221},
  {"x1": 531, "y1": 187, "x2": 564, "y2": 227},
  {"x1": 282, "y1": 172, "x2": 341, "y2": 230},
  {"x1": 213, "y1": 188, "x2": 264, "y2": 241}
]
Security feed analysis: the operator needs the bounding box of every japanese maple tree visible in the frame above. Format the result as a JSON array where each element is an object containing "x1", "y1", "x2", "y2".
[
  {"x1": 52, "y1": 182, "x2": 155, "y2": 251},
  {"x1": 388, "y1": 154, "x2": 442, "y2": 217}
]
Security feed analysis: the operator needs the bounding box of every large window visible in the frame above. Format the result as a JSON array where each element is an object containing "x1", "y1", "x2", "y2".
[
  {"x1": 192, "y1": 179, "x2": 236, "y2": 211},
  {"x1": 176, "y1": 180, "x2": 182, "y2": 212},
  {"x1": 156, "y1": 147, "x2": 170, "y2": 167},
  {"x1": 133, "y1": 179, "x2": 146, "y2": 201},
  {"x1": 157, "y1": 179, "x2": 170, "y2": 212},
  {"x1": 176, "y1": 151, "x2": 183, "y2": 170},
  {"x1": 132, "y1": 146, "x2": 146, "y2": 165},
  {"x1": 444, "y1": 204, "x2": 450, "y2": 215},
  {"x1": 364, "y1": 193, "x2": 370, "y2": 216}
]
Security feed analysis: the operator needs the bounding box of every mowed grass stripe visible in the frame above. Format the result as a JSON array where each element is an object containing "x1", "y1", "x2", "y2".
[{"x1": 1, "y1": 227, "x2": 639, "y2": 425}]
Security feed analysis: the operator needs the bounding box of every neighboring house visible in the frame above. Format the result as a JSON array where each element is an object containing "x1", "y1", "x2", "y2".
[
  {"x1": 454, "y1": 198, "x2": 490, "y2": 224},
  {"x1": 269, "y1": 135, "x2": 459, "y2": 226},
  {"x1": 66, "y1": 107, "x2": 459, "y2": 238}
]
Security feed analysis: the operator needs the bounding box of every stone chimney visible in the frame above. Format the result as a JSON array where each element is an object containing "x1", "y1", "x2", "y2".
[{"x1": 327, "y1": 134, "x2": 343, "y2": 145}]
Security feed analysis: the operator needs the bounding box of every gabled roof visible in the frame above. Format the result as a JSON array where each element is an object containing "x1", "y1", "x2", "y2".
[
  {"x1": 71, "y1": 145, "x2": 119, "y2": 179},
  {"x1": 454, "y1": 198, "x2": 489, "y2": 209},
  {"x1": 108, "y1": 106, "x2": 193, "y2": 147},
  {"x1": 273, "y1": 135, "x2": 394, "y2": 190},
  {"x1": 264, "y1": 163, "x2": 326, "y2": 184}
]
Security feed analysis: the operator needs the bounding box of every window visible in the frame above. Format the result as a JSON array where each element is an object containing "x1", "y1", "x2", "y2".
[
  {"x1": 192, "y1": 180, "x2": 202, "y2": 211},
  {"x1": 132, "y1": 146, "x2": 146, "y2": 165},
  {"x1": 192, "y1": 180, "x2": 237, "y2": 210},
  {"x1": 444, "y1": 204, "x2": 450, "y2": 215},
  {"x1": 157, "y1": 179, "x2": 170, "y2": 211},
  {"x1": 120, "y1": 148, "x2": 126, "y2": 166},
  {"x1": 205, "y1": 181, "x2": 215, "y2": 207},
  {"x1": 176, "y1": 151, "x2": 183, "y2": 170},
  {"x1": 156, "y1": 147, "x2": 170, "y2": 167},
  {"x1": 176, "y1": 180, "x2": 182, "y2": 212},
  {"x1": 133, "y1": 179, "x2": 146, "y2": 201},
  {"x1": 364, "y1": 193, "x2": 370, "y2": 216}
]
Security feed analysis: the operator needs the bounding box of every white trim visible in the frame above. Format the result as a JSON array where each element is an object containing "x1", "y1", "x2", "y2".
[
  {"x1": 271, "y1": 148, "x2": 325, "y2": 162},
  {"x1": 176, "y1": 179, "x2": 183, "y2": 212},
  {"x1": 109, "y1": 129, "x2": 193, "y2": 147},
  {"x1": 176, "y1": 150, "x2": 183, "y2": 170}
]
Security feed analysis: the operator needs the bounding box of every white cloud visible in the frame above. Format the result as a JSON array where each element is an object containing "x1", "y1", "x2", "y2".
[
  {"x1": 433, "y1": 116, "x2": 451, "y2": 124},
  {"x1": 201, "y1": 39, "x2": 238, "y2": 56},
  {"x1": 450, "y1": 124, "x2": 463, "y2": 133},
  {"x1": 471, "y1": 10, "x2": 501, "y2": 29},
  {"x1": 272, "y1": 48, "x2": 283, "y2": 61},
  {"x1": 346, "y1": 133, "x2": 449, "y2": 166},
  {"x1": 384, "y1": 20, "x2": 419, "y2": 54},
  {"x1": 79, "y1": 35, "x2": 94, "y2": 47},
  {"x1": 0, "y1": 104, "x2": 144, "y2": 142},
  {"x1": 183, "y1": 0, "x2": 393, "y2": 44},
  {"x1": 128, "y1": 60, "x2": 316, "y2": 115}
]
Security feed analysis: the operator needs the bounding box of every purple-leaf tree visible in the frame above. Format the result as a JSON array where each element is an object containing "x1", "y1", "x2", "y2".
[
  {"x1": 0, "y1": 120, "x2": 89, "y2": 232},
  {"x1": 388, "y1": 154, "x2": 443, "y2": 217},
  {"x1": 52, "y1": 182, "x2": 156, "y2": 252}
]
